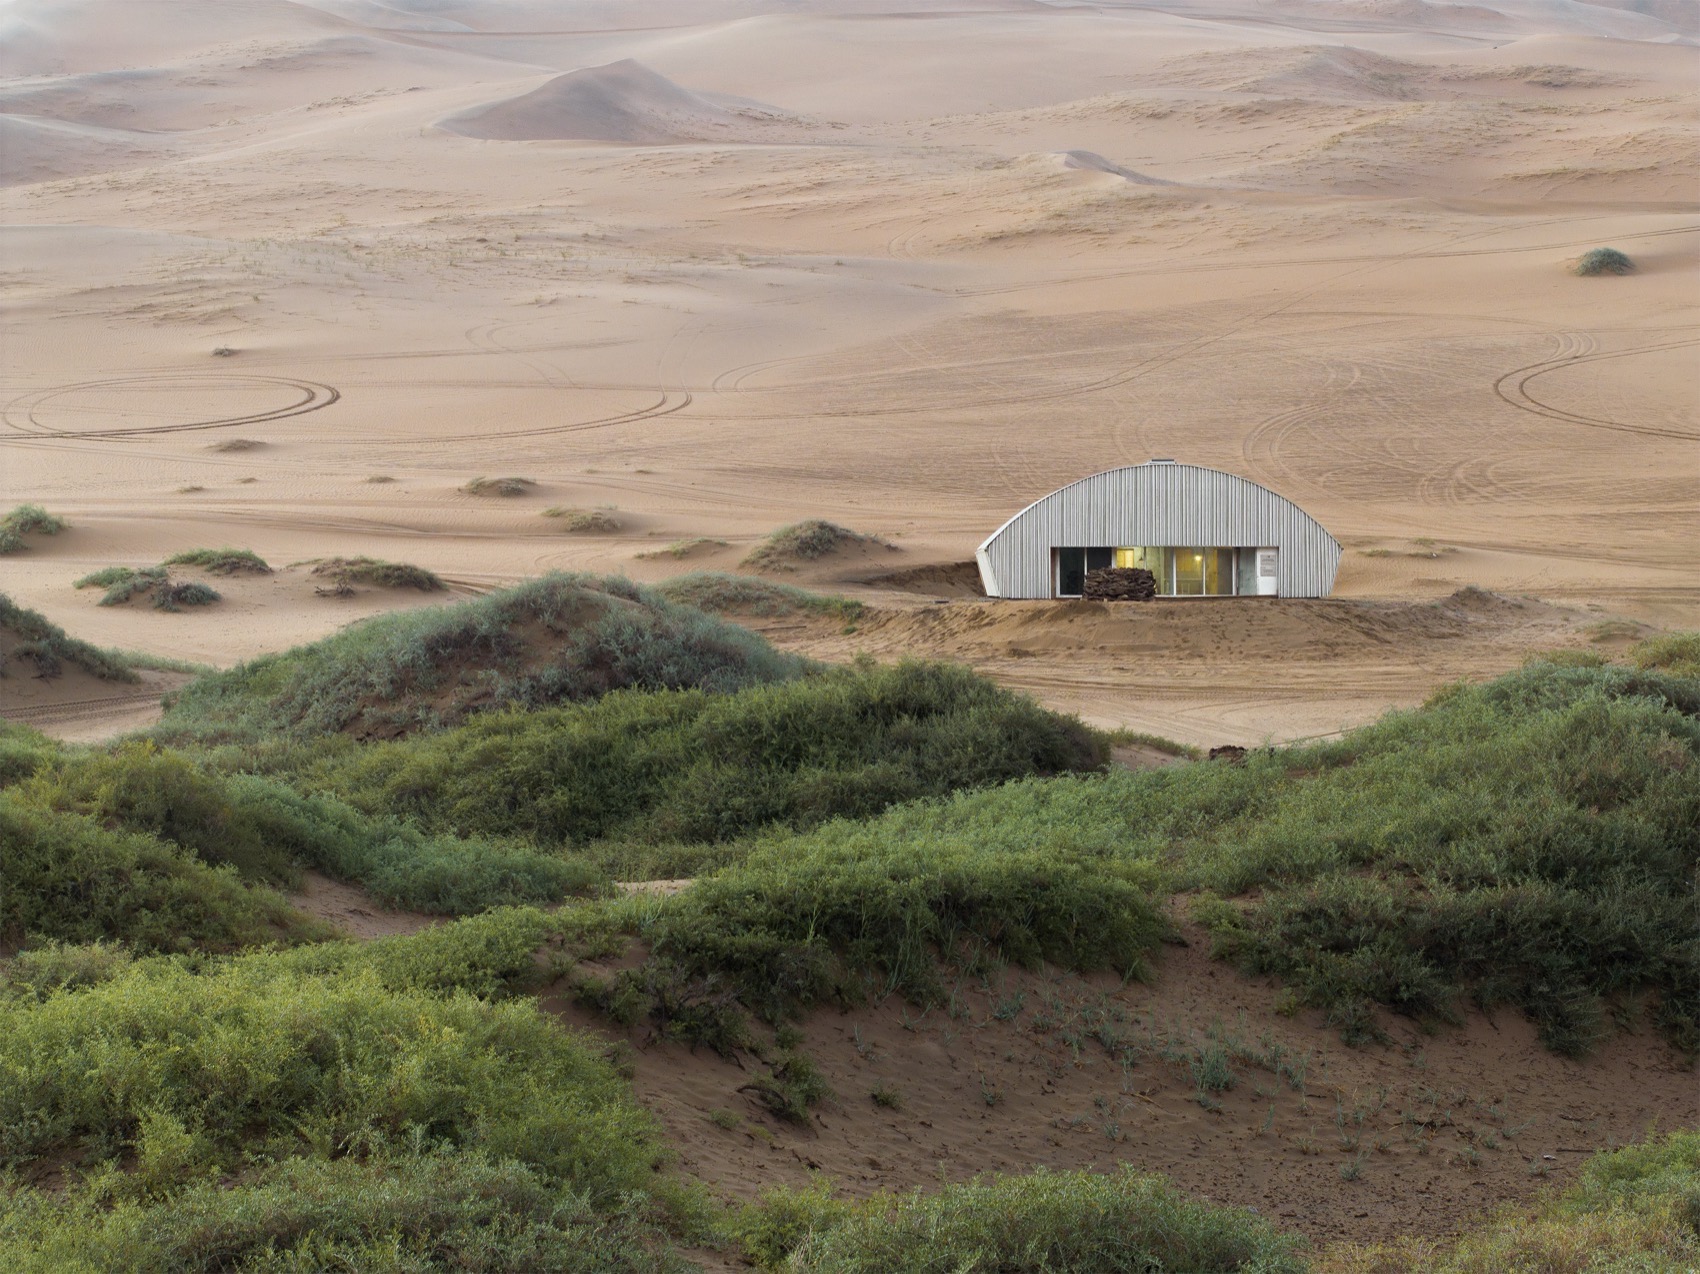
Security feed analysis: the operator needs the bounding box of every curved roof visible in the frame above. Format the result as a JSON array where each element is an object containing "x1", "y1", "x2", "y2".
[{"x1": 976, "y1": 461, "x2": 1341, "y2": 598}]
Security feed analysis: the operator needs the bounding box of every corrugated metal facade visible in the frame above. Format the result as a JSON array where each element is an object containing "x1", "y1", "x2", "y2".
[{"x1": 976, "y1": 462, "x2": 1341, "y2": 599}]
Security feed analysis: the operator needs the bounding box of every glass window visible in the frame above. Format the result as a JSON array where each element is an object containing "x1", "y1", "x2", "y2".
[{"x1": 1056, "y1": 547, "x2": 1086, "y2": 596}]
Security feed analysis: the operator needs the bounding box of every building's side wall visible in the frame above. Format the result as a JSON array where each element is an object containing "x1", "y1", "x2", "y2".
[{"x1": 978, "y1": 464, "x2": 1341, "y2": 599}]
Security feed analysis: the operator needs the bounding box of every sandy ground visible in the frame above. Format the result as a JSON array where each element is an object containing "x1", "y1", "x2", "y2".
[
  {"x1": 289, "y1": 869, "x2": 440, "y2": 940},
  {"x1": 1, "y1": 0, "x2": 1694, "y2": 744}
]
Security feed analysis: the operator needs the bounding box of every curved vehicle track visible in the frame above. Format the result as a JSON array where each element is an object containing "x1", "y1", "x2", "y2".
[
  {"x1": 1, "y1": 375, "x2": 340, "y2": 440},
  {"x1": 1491, "y1": 338, "x2": 1700, "y2": 441}
]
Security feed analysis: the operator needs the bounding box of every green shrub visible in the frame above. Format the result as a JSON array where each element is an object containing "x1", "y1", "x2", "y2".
[
  {"x1": 318, "y1": 906, "x2": 561, "y2": 999},
  {"x1": 312, "y1": 660, "x2": 1104, "y2": 849},
  {"x1": 2, "y1": 940, "x2": 134, "y2": 999},
  {"x1": 0, "y1": 956, "x2": 666, "y2": 1204},
  {"x1": 0, "y1": 793, "x2": 321, "y2": 952},
  {"x1": 20, "y1": 742, "x2": 300, "y2": 885},
  {"x1": 153, "y1": 574, "x2": 807, "y2": 744},
  {"x1": 1629, "y1": 630, "x2": 1700, "y2": 680},
  {"x1": 0, "y1": 1150, "x2": 693, "y2": 1273},
  {"x1": 72, "y1": 566, "x2": 138, "y2": 591},
  {"x1": 633, "y1": 817, "x2": 1167, "y2": 1021},
  {"x1": 1574, "y1": 247, "x2": 1634, "y2": 276},
  {"x1": 749, "y1": 1169, "x2": 1305, "y2": 1272},
  {"x1": 309, "y1": 556, "x2": 445, "y2": 591},
  {"x1": 0, "y1": 505, "x2": 67, "y2": 553},
  {"x1": 653, "y1": 572, "x2": 863, "y2": 619},
  {"x1": 743, "y1": 521, "x2": 890, "y2": 570},
  {"x1": 1199, "y1": 666, "x2": 1700, "y2": 1053},
  {"x1": 161, "y1": 548, "x2": 271, "y2": 575},
  {"x1": 0, "y1": 596, "x2": 135, "y2": 682}
]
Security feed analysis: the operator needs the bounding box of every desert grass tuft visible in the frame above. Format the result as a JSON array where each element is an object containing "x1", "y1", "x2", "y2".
[
  {"x1": 544, "y1": 507, "x2": 623, "y2": 533},
  {"x1": 653, "y1": 572, "x2": 862, "y2": 619},
  {"x1": 462, "y1": 475, "x2": 534, "y2": 497},
  {"x1": 1573, "y1": 247, "x2": 1634, "y2": 276},
  {"x1": 163, "y1": 547, "x2": 272, "y2": 575},
  {"x1": 309, "y1": 556, "x2": 445, "y2": 592},
  {"x1": 636, "y1": 537, "x2": 729, "y2": 560},
  {"x1": 0, "y1": 504, "x2": 68, "y2": 554}
]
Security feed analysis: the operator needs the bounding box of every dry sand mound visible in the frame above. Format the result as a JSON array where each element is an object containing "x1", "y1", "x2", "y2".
[
  {"x1": 1159, "y1": 45, "x2": 1432, "y2": 100},
  {"x1": 0, "y1": 112, "x2": 167, "y2": 185},
  {"x1": 438, "y1": 58, "x2": 796, "y2": 144}
]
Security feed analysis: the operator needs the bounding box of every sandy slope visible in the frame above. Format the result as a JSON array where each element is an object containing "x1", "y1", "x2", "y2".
[
  {"x1": 550, "y1": 920, "x2": 1698, "y2": 1247},
  {"x1": 0, "y1": 0, "x2": 1694, "y2": 751}
]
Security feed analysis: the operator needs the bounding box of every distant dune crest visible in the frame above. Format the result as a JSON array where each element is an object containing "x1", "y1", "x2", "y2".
[
  {"x1": 438, "y1": 58, "x2": 803, "y2": 144},
  {"x1": 1055, "y1": 150, "x2": 1173, "y2": 186}
]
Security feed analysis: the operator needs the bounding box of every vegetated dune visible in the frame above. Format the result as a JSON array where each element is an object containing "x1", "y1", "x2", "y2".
[
  {"x1": 152, "y1": 573, "x2": 810, "y2": 743},
  {"x1": 0, "y1": 595, "x2": 168, "y2": 737},
  {"x1": 438, "y1": 58, "x2": 801, "y2": 144}
]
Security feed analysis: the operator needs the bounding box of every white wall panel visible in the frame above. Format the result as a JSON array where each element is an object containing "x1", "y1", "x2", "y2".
[{"x1": 977, "y1": 463, "x2": 1341, "y2": 598}]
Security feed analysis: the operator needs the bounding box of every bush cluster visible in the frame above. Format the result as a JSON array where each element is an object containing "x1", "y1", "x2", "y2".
[
  {"x1": 73, "y1": 567, "x2": 220, "y2": 611},
  {"x1": 12, "y1": 740, "x2": 600, "y2": 919},
  {"x1": 0, "y1": 927, "x2": 694, "y2": 1270},
  {"x1": 0, "y1": 792, "x2": 323, "y2": 953},
  {"x1": 312, "y1": 659, "x2": 1104, "y2": 849}
]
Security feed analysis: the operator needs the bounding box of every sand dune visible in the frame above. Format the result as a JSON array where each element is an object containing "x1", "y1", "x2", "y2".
[
  {"x1": 1055, "y1": 150, "x2": 1173, "y2": 185},
  {"x1": 438, "y1": 58, "x2": 804, "y2": 144},
  {"x1": 0, "y1": 112, "x2": 169, "y2": 184},
  {"x1": 0, "y1": 0, "x2": 355, "y2": 78}
]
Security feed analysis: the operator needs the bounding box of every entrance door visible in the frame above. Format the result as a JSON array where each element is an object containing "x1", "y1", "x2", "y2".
[{"x1": 1255, "y1": 548, "x2": 1278, "y2": 596}]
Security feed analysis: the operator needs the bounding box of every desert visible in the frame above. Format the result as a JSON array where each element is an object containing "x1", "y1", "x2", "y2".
[{"x1": 0, "y1": 0, "x2": 1696, "y2": 1268}]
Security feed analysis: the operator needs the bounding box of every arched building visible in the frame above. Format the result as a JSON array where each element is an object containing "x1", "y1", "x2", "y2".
[{"x1": 976, "y1": 460, "x2": 1341, "y2": 599}]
